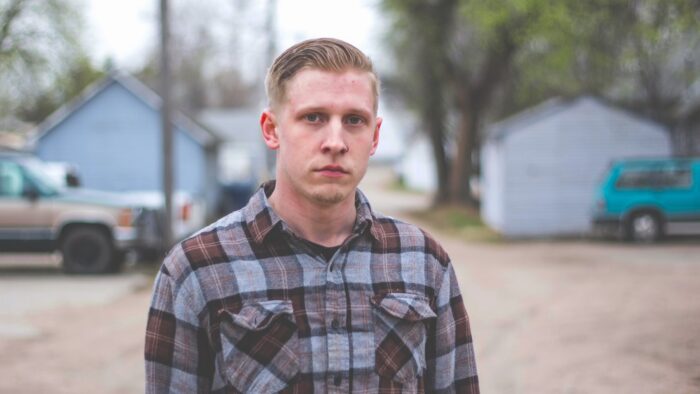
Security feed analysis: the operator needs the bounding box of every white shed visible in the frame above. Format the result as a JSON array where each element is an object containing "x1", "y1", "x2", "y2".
[
  {"x1": 480, "y1": 96, "x2": 672, "y2": 237},
  {"x1": 371, "y1": 101, "x2": 414, "y2": 165},
  {"x1": 397, "y1": 133, "x2": 437, "y2": 192}
]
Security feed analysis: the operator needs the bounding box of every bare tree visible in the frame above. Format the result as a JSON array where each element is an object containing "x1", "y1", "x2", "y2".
[{"x1": 136, "y1": 0, "x2": 260, "y2": 113}]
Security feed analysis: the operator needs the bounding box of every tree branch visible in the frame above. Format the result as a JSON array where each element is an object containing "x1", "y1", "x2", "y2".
[{"x1": 0, "y1": 0, "x2": 25, "y2": 51}]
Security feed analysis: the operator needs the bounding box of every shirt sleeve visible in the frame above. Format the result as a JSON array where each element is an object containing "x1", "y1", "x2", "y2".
[
  {"x1": 425, "y1": 262, "x2": 480, "y2": 393},
  {"x1": 145, "y1": 264, "x2": 215, "y2": 393}
]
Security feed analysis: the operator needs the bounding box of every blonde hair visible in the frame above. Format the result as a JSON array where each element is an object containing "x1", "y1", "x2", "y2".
[{"x1": 265, "y1": 38, "x2": 380, "y2": 112}]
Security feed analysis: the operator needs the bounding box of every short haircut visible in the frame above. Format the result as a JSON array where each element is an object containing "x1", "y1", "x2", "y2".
[{"x1": 265, "y1": 37, "x2": 380, "y2": 112}]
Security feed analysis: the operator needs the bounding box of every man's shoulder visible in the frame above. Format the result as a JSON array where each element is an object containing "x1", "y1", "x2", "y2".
[
  {"x1": 369, "y1": 211, "x2": 451, "y2": 268},
  {"x1": 161, "y1": 209, "x2": 249, "y2": 278},
  {"x1": 187, "y1": 207, "x2": 248, "y2": 243}
]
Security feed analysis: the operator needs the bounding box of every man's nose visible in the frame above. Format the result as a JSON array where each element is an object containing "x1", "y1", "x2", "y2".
[{"x1": 321, "y1": 119, "x2": 348, "y2": 154}]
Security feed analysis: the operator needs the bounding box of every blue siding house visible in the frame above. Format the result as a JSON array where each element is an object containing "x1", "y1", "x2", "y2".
[{"x1": 29, "y1": 72, "x2": 219, "y2": 216}]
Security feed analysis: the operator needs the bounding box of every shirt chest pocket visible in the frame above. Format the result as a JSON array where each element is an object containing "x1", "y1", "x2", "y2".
[
  {"x1": 370, "y1": 293, "x2": 437, "y2": 384},
  {"x1": 218, "y1": 300, "x2": 300, "y2": 393}
]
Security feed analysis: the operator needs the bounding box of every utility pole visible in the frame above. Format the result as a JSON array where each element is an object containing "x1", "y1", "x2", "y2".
[
  {"x1": 265, "y1": 0, "x2": 277, "y2": 69},
  {"x1": 160, "y1": 0, "x2": 174, "y2": 251},
  {"x1": 264, "y1": 0, "x2": 277, "y2": 179}
]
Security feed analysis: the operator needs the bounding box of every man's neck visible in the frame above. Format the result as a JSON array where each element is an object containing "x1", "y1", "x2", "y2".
[{"x1": 267, "y1": 184, "x2": 356, "y2": 247}]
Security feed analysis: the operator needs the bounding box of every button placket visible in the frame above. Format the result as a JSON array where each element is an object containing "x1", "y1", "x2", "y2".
[{"x1": 325, "y1": 247, "x2": 349, "y2": 379}]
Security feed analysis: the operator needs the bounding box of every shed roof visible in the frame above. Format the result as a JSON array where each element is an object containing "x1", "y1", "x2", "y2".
[
  {"x1": 29, "y1": 72, "x2": 218, "y2": 148},
  {"x1": 485, "y1": 95, "x2": 665, "y2": 142}
]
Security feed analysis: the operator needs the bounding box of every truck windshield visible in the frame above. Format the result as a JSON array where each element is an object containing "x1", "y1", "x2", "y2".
[{"x1": 20, "y1": 158, "x2": 62, "y2": 196}]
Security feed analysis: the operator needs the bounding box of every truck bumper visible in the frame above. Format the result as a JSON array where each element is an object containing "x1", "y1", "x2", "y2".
[{"x1": 113, "y1": 227, "x2": 140, "y2": 250}]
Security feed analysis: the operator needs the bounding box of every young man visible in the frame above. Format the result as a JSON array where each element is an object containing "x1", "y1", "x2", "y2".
[{"x1": 145, "y1": 38, "x2": 479, "y2": 393}]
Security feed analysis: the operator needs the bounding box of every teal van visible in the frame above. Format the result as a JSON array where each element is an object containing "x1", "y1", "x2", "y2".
[{"x1": 592, "y1": 158, "x2": 700, "y2": 242}]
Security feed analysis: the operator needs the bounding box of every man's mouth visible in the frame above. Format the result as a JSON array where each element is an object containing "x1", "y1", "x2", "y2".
[{"x1": 316, "y1": 165, "x2": 349, "y2": 177}]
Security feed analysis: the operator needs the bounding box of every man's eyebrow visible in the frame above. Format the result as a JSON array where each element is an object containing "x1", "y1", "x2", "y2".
[
  {"x1": 345, "y1": 108, "x2": 373, "y2": 117},
  {"x1": 293, "y1": 106, "x2": 326, "y2": 113},
  {"x1": 294, "y1": 106, "x2": 373, "y2": 117}
]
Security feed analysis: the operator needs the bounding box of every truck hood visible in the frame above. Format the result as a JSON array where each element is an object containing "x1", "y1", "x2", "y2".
[{"x1": 54, "y1": 188, "x2": 162, "y2": 209}]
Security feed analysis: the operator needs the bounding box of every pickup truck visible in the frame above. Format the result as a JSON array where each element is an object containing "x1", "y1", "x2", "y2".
[{"x1": 0, "y1": 149, "x2": 161, "y2": 273}]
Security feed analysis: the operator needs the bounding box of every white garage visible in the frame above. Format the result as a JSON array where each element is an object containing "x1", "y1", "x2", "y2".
[{"x1": 480, "y1": 96, "x2": 672, "y2": 237}]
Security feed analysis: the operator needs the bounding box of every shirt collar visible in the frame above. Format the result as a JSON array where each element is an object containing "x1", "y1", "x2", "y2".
[{"x1": 242, "y1": 180, "x2": 381, "y2": 244}]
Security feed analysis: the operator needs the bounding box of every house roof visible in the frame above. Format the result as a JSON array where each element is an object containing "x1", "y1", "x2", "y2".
[
  {"x1": 197, "y1": 108, "x2": 262, "y2": 144},
  {"x1": 28, "y1": 72, "x2": 219, "y2": 148},
  {"x1": 486, "y1": 97, "x2": 566, "y2": 141},
  {"x1": 485, "y1": 95, "x2": 666, "y2": 142}
]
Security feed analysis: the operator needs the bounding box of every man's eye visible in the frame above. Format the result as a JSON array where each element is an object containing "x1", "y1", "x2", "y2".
[
  {"x1": 346, "y1": 115, "x2": 364, "y2": 125},
  {"x1": 305, "y1": 113, "x2": 321, "y2": 122}
]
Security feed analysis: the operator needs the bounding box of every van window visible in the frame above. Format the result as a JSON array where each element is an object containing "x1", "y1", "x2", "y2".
[{"x1": 615, "y1": 167, "x2": 692, "y2": 190}]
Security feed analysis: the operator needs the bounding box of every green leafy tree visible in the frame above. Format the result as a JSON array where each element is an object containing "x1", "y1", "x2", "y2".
[
  {"x1": 383, "y1": 0, "x2": 580, "y2": 204},
  {"x1": 0, "y1": 0, "x2": 88, "y2": 122},
  {"x1": 381, "y1": 0, "x2": 457, "y2": 203},
  {"x1": 382, "y1": 0, "x2": 700, "y2": 206},
  {"x1": 18, "y1": 55, "x2": 104, "y2": 123},
  {"x1": 610, "y1": 1, "x2": 700, "y2": 122}
]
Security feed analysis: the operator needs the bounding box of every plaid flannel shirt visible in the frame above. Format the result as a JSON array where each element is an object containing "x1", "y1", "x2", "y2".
[{"x1": 145, "y1": 182, "x2": 479, "y2": 393}]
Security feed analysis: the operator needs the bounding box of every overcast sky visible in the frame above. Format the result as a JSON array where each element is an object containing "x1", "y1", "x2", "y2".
[{"x1": 84, "y1": 0, "x2": 383, "y2": 71}]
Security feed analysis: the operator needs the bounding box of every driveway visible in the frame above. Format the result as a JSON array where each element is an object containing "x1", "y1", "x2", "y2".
[
  {"x1": 0, "y1": 255, "x2": 152, "y2": 393},
  {"x1": 443, "y1": 238, "x2": 700, "y2": 394}
]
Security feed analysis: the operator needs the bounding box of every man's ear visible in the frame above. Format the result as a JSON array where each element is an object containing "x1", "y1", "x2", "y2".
[
  {"x1": 369, "y1": 116, "x2": 382, "y2": 156},
  {"x1": 260, "y1": 109, "x2": 280, "y2": 150}
]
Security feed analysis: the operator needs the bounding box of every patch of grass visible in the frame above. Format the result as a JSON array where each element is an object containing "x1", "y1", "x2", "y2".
[{"x1": 408, "y1": 205, "x2": 503, "y2": 243}]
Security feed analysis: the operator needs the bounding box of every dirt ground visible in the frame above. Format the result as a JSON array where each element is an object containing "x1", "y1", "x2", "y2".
[
  {"x1": 0, "y1": 168, "x2": 698, "y2": 393},
  {"x1": 443, "y1": 238, "x2": 700, "y2": 394}
]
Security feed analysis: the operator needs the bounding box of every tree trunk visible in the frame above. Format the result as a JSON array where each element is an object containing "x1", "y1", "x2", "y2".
[
  {"x1": 421, "y1": 69, "x2": 450, "y2": 205},
  {"x1": 420, "y1": 0, "x2": 456, "y2": 205},
  {"x1": 446, "y1": 28, "x2": 517, "y2": 207},
  {"x1": 428, "y1": 117, "x2": 450, "y2": 204},
  {"x1": 448, "y1": 89, "x2": 477, "y2": 206}
]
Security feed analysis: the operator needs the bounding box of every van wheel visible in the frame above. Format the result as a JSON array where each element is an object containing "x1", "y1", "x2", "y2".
[
  {"x1": 626, "y1": 212, "x2": 662, "y2": 243},
  {"x1": 61, "y1": 227, "x2": 116, "y2": 274}
]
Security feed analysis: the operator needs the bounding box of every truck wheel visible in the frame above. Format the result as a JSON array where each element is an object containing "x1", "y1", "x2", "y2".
[
  {"x1": 61, "y1": 227, "x2": 116, "y2": 274},
  {"x1": 626, "y1": 212, "x2": 662, "y2": 243}
]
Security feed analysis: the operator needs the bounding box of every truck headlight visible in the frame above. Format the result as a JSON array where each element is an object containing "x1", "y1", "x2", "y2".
[{"x1": 118, "y1": 208, "x2": 134, "y2": 227}]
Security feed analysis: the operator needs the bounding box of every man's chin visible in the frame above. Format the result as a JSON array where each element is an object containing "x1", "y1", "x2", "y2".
[{"x1": 309, "y1": 185, "x2": 352, "y2": 206}]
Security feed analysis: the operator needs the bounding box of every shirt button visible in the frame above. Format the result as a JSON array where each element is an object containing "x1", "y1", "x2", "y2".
[
  {"x1": 333, "y1": 375, "x2": 342, "y2": 386},
  {"x1": 331, "y1": 319, "x2": 339, "y2": 330}
]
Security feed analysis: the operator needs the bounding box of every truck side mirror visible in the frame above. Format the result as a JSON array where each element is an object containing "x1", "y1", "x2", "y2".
[
  {"x1": 66, "y1": 172, "x2": 80, "y2": 187},
  {"x1": 23, "y1": 185, "x2": 39, "y2": 201}
]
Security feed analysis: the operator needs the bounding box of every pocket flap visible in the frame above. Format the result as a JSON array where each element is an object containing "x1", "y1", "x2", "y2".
[
  {"x1": 370, "y1": 293, "x2": 436, "y2": 321},
  {"x1": 219, "y1": 300, "x2": 294, "y2": 331}
]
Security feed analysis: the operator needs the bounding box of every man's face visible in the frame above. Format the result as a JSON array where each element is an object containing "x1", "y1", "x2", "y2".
[{"x1": 261, "y1": 68, "x2": 381, "y2": 206}]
